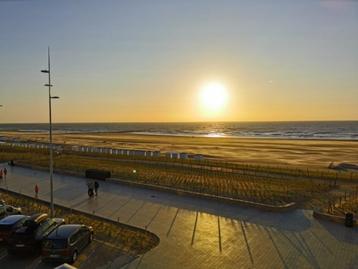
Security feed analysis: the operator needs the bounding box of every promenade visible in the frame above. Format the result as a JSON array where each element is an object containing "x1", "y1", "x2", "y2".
[{"x1": 0, "y1": 164, "x2": 357, "y2": 269}]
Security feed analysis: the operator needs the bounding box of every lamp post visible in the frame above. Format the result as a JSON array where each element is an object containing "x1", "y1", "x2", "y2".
[{"x1": 41, "y1": 47, "x2": 59, "y2": 218}]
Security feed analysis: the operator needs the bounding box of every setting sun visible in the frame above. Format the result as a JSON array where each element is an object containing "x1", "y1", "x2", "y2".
[{"x1": 199, "y1": 82, "x2": 229, "y2": 114}]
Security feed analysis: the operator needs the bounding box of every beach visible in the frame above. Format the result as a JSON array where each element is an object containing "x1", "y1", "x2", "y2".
[{"x1": 1, "y1": 131, "x2": 357, "y2": 168}]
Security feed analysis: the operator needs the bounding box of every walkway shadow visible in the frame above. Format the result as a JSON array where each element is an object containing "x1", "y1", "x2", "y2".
[{"x1": 317, "y1": 218, "x2": 358, "y2": 245}]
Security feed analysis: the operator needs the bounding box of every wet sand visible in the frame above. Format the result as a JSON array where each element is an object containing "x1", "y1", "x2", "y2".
[{"x1": 1, "y1": 131, "x2": 357, "y2": 168}]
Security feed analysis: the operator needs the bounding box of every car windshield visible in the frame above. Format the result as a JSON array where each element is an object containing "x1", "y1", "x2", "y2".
[{"x1": 22, "y1": 220, "x2": 38, "y2": 231}]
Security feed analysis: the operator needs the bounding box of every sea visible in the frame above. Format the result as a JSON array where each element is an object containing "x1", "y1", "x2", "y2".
[{"x1": 0, "y1": 121, "x2": 357, "y2": 140}]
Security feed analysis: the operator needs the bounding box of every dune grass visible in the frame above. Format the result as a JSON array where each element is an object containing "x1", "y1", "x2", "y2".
[
  {"x1": 327, "y1": 187, "x2": 358, "y2": 216},
  {"x1": 0, "y1": 145, "x2": 345, "y2": 206}
]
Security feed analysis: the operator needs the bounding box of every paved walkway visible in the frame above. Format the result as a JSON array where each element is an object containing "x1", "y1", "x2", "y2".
[{"x1": 0, "y1": 164, "x2": 358, "y2": 269}]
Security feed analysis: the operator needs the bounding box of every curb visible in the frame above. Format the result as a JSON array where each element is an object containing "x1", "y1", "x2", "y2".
[{"x1": 313, "y1": 210, "x2": 357, "y2": 227}]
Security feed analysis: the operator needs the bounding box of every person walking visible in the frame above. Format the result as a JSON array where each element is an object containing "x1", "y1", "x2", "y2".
[
  {"x1": 35, "y1": 184, "x2": 39, "y2": 198},
  {"x1": 94, "y1": 181, "x2": 99, "y2": 196},
  {"x1": 3, "y1": 168, "x2": 7, "y2": 179},
  {"x1": 87, "y1": 180, "x2": 94, "y2": 198},
  {"x1": 0, "y1": 169, "x2": 3, "y2": 179}
]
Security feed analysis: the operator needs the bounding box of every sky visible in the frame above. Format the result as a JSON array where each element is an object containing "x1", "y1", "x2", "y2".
[{"x1": 0, "y1": 0, "x2": 357, "y2": 123}]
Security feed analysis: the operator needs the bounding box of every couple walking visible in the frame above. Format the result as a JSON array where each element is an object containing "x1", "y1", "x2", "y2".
[
  {"x1": 87, "y1": 180, "x2": 99, "y2": 197},
  {"x1": 0, "y1": 167, "x2": 7, "y2": 179}
]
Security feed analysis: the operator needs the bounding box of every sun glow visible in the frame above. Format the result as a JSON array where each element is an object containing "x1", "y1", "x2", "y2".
[{"x1": 199, "y1": 82, "x2": 229, "y2": 114}]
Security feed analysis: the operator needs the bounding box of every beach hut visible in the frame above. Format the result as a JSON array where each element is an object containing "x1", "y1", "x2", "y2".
[
  {"x1": 179, "y1": 152, "x2": 188, "y2": 159},
  {"x1": 166, "y1": 152, "x2": 179, "y2": 159},
  {"x1": 135, "y1": 150, "x2": 145, "y2": 156},
  {"x1": 72, "y1": 145, "x2": 79, "y2": 152},
  {"x1": 192, "y1": 154, "x2": 204, "y2": 161}
]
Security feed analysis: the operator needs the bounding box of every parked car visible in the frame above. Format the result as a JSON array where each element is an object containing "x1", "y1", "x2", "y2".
[
  {"x1": 7, "y1": 213, "x2": 65, "y2": 254},
  {"x1": 54, "y1": 263, "x2": 78, "y2": 269},
  {"x1": 0, "y1": 215, "x2": 29, "y2": 244},
  {"x1": 0, "y1": 202, "x2": 22, "y2": 220},
  {"x1": 42, "y1": 224, "x2": 93, "y2": 264}
]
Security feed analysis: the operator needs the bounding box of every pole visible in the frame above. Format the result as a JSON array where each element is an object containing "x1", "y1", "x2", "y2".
[{"x1": 48, "y1": 47, "x2": 54, "y2": 218}]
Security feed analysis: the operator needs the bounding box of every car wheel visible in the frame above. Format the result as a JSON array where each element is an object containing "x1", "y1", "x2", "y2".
[{"x1": 70, "y1": 250, "x2": 78, "y2": 264}]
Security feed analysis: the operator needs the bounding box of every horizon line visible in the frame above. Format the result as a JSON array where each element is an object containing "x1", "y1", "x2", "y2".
[{"x1": 0, "y1": 119, "x2": 358, "y2": 125}]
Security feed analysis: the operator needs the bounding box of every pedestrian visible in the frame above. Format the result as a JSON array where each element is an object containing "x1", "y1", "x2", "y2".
[
  {"x1": 87, "y1": 180, "x2": 94, "y2": 198},
  {"x1": 94, "y1": 181, "x2": 99, "y2": 196},
  {"x1": 35, "y1": 184, "x2": 39, "y2": 198},
  {"x1": 3, "y1": 168, "x2": 7, "y2": 179},
  {"x1": 0, "y1": 169, "x2": 3, "y2": 179}
]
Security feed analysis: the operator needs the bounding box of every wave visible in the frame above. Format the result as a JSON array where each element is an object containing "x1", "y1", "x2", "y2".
[{"x1": 0, "y1": 121, "x2": 357, "y2": 140}]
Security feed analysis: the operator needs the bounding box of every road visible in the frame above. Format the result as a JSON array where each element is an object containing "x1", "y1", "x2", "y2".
[{"x1": 0, "y1": 164, "x2": 358, "y2": 269}]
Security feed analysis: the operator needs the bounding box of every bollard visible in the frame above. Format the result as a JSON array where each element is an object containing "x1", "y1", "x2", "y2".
[{"x1": 345, "y1": 213, "x2": 354, "y2": 228}]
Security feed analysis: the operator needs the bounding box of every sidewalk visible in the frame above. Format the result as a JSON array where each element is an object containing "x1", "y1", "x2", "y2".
[{"x1": 1, "y1": 164, "x2": 358, "y2": 269}]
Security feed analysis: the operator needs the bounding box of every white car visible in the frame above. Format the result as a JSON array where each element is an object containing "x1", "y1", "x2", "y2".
[
  {"x1": 0, "y1": 203, "x2": 22, "y2": 219},
  {"x1": 54, "y1": 263, "x2": 77, "y2": 269}
]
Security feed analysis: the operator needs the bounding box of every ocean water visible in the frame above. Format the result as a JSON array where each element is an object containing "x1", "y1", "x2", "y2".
[{"x1": 0, "y1": 121, "x2": 357, "y2": 140}]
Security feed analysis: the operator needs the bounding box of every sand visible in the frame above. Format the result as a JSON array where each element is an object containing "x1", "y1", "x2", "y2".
[{"x1": 1, "y1": 131, "x2": 357, "y2": 168}]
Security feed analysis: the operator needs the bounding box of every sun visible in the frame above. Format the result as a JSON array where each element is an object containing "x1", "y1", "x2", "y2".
[{"x1": 199, "y1": 82, "x2": 229, "y2": 113}]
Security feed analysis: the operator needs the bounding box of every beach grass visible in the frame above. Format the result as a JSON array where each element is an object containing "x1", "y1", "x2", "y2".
[
  {"x1": 0, "y1": 145, "x2": 349, "y2": 206},
  {"x1": 328, "y1": 187, "x2": 358, "y2": 216}
]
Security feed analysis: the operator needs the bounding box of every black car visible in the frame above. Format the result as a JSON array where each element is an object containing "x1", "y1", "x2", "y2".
[
  {"x1": 7, "y1": 213, "x2": 65, "y2": 254},
  {"x1": 0, "y1": 215, "x2": 29, "y2": 244},
  {"x1": 42, "y1": 224, "x2": 93, "y2": 264}
]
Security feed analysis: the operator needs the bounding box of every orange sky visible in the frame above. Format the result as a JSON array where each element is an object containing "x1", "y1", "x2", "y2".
[{"x1": 0, "y1": 1, "x2": 357, "y2": 123}]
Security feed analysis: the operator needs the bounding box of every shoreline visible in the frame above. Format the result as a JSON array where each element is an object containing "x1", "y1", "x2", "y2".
[{"x1": 1, "y1": 130, "x2": 358, "y2": 142}]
